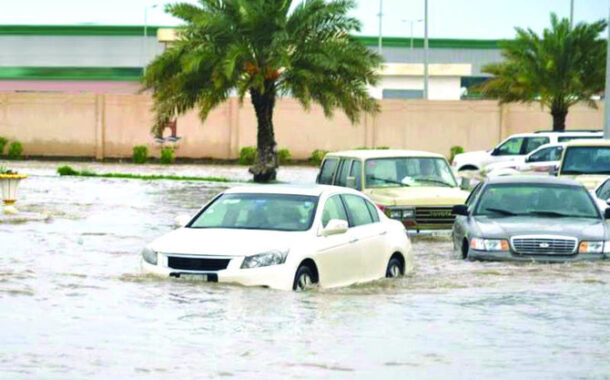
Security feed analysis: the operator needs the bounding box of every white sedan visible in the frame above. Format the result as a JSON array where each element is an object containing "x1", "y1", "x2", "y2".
[{"x1": 141, "y1": 185, "x2": 413, "y2": 291}]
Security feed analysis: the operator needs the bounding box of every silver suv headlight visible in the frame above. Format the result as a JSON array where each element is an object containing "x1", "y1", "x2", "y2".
[
  {"x1": 241, "y1": 249, "x2": 289, "y2": 269},
  {"x1": 141, "y1": 247, "x2": 158, "y2": 265}
]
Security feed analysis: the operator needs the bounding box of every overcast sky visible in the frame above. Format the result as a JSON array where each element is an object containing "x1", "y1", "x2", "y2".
[{"x1": 1, "y1": 0, "x2": 608, "y2": 39}]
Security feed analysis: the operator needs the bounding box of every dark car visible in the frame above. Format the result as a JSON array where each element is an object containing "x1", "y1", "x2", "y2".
[{"x1": 452, "y1": 176, "x2": 610, "y2": 262}]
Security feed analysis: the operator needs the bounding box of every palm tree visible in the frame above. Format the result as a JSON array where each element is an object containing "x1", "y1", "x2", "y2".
[
  {"x1": 143, "y1": 0, "x2": 381, "y2": 182},
  {"x1": 477, "y1": 13, "x2": 607, "y2": 131}
]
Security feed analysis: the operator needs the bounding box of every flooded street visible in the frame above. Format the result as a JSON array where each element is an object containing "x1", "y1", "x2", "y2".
[{"x1": 2, "y1": 162, "x2": 610, "y2": 379}]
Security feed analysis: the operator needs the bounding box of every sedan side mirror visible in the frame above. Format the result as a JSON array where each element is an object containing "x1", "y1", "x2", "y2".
[
  {"x1": 321, "y1": 219, "x2": 349, "y2": 236},
  {"x1": 606, "y1": 198, "x2": 610, "y2": 206},
  {"x1": 549, "y1": 166, "x2": 559, "y2": 176},
  {"x1": 452, "y1": 204, "x2": 469, "y2": 216},
  {"x1": 605, "y1": 208, "x2": 610, "y2": 220},
  {"x1": 174, "y1": 214, "x2": 191, "y2": 228}
]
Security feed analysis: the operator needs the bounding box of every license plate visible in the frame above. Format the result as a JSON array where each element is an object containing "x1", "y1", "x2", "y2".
[{"x1": 179, "y1": 274, "x2": 208, "y2": 281}]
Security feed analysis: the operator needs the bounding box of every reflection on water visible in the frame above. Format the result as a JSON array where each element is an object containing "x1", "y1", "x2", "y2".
[{"x1": 1, "y1": 173, "x2": 610, "y2": 378}]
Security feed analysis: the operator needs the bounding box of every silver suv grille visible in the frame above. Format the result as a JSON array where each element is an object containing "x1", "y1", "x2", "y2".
[{"x1": 511, "y1": 236, "x2": 577, "y2": 255}]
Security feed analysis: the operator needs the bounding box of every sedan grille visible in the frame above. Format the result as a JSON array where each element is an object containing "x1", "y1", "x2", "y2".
[
  {"x1": 415, "y1": 207, "x2": 455, "y2": 225},
  {"x1": 511, "y1": 236, "x2": 577, "y2": 255},
  {"x1": 167, "y1": 256, "x2": 230, "y2": 271}
]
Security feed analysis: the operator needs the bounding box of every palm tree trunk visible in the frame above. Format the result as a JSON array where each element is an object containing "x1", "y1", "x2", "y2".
[
  {"x1": 550, "y1": 101, "x2": 568, "y2": 132},
  {"x1": 249, "y1": 82, "x2": 278, "y2": 183}
]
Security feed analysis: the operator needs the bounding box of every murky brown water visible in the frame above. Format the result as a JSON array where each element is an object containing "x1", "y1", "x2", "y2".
[{"x1": 2, "y1": 162, "x2": 610, "y2": 378}]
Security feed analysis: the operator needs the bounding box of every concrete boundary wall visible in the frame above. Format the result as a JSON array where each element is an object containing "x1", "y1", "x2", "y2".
[{"x1": 0, "y1": 93, "x2": 603, "y2": 160}]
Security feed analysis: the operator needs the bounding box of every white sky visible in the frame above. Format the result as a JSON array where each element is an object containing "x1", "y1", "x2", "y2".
[{"x1": 1, "y1": 0, "x2": 608, "y2": 39}]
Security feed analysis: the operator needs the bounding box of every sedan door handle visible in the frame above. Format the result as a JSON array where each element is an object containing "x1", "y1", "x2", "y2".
[{"x1": 349, "y1": 238, "x2": 359, "y2": 244}]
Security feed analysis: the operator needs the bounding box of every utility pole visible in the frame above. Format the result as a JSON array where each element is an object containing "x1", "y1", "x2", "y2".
[
  {"x1": 143, "y1": 4, "x2": 159, "y2": 74},
  {"x1": 570, "y1": 0, "x2": 574, "y2": 28},
  {"x1": 604, "y1": 9, "x2": 610, "y2": 140},
  {"x1": 423, "y1": 0, "x2": 429, "y2": 100},
  {"x1": 378, "y1": 0, "x2": 383, "y2": 54}
]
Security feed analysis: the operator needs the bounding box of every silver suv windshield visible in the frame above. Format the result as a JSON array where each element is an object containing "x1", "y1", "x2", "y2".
[
  {"x1": 561, "y1": 147, "x2": 610, "y2": 175},
  {"x1": 475, "y1": 184, "x2": 599, "y2": 218},
  {"x1": 190, "y1": 193, "x2": 318, "y2": 231},
  {"x1": 365, "y1": 157, "x2": 457, "y2": 188}
]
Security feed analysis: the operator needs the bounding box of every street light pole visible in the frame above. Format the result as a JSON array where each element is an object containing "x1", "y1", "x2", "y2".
[
  {"x1": 604, "y1": 5, "x2": 610, "y2": 140},
  {"x1": 423, "y1": 0, "x2": 429, "y2": 100},
  {"x1": 378, "y1": 0, "x2": 383, "y2": 54},
  {"x1": 570, "y1": 0, "x2": 574, "y2": 28},
  {"x1": 402, "y1": 19, "x2": 423, "y2": 50},
  {"x1": 143, "y1": 4, "x2": 159, "y2": 73}
]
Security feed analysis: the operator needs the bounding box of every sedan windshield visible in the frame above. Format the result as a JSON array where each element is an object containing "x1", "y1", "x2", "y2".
[
  {"x1": 365, "y1": 157, "x2": 457, "y2": 188},
  {"x1": 561, "y1": 147, "x2": 610, "y2": 175},
  {"x1": 474, "y1": 184, "x2": 599, "y2": 218},
  {"x1": 189, "y1": 193, "x2": 318, "y2": 231}
]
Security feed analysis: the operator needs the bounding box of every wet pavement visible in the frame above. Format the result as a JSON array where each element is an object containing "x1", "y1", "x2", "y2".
[{"x1": 1, "y1": 161, "x2": 610, "y2": 379}]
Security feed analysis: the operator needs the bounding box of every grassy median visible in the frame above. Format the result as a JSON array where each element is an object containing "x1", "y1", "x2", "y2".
[{"x1": 56, "y1": 165, "x2": 237, "y2": 183}]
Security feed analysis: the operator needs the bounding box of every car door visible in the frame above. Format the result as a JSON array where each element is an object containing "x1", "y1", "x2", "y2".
[
  {"x1": 341, "y1": 194, "x2": 387, "y2": 281},
  {"x1": 314, "y1": 194, "x2": 362, "y2": 287}
]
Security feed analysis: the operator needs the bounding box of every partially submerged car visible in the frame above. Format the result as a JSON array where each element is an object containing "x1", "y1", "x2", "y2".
[
  {"x1": 452, "y1": 176, "x2": 610, "y2": 262},
  {"x1": 141, "y1": 185, "x2": 413, "y2": 291},
  {"x1": 452, "y1": 130, "x2": 602, "y2": 172},
  {"x1": 482, "y1": 143, "x2": 565, "y2": 178},
  {"x1": 316, "y1": 150, "x2": 469, "y2": 233},
  {"x1": 558, "y1": 139, "x2": 610, "y2": 189}
]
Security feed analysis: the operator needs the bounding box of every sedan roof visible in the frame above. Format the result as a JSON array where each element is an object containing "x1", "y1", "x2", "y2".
[
  {"x1": 485, "y1": 175, "x2": 584, "y2": 187},
  {"x1": 224, "y1": 184, "x2": 361, "y2": 197}
]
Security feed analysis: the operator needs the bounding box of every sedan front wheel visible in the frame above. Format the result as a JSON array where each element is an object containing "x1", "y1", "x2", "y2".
[
  {"x1": 293, "y1": 265, "x2": 316, "y2": 291},
  {"x1": 385, "y1": 257, "x2": 403, "y2": 278}
]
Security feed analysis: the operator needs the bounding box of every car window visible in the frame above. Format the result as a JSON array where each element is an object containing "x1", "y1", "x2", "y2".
[
  {"x1": 342, "y1": 194, "x2": 374, "y2": 226},
  {"x1": 321, "y1": 195, "x2": 349, "y2": 228},
  {"x1": 496, "y1": 137, "x2": 524, "y2": 156},
  {"x1": 596, "y1": 179, "x2": 610, "y2": 200},
  {"x1": 364, "y1": 199, "x2": 380, "y2": 223},
  {"x1": 528, "y1": 147, "x2": 553, "y2": 162},
  {"x1": 465, "y1": 183, "x2": 483, "y2": 207},
  {"x1": 561, "y1": 147, "x2": 610, "y2": 175},
  {"x1": 558, "y1": 135, "x2": 602, "y2": 143},
  {"x1": 523, "y1": 137, "x2": 550, "y2": 154},
  {"x1": 335, "y1": 159, "x2": 353, "y2": 187},
  {"x1": 349, "y1": 160, "x2": 362, "y2": 190},
  {"x1": 318, "y1": 158, "x2": 339, "y2": 185},
  {"x1": 549, "y1": 146, "x2": 564, "y2": 161}
]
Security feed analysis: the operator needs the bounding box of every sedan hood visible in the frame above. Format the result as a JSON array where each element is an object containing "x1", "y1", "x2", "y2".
[
  {"x1": 150, "y1": 227, "x2": 308, "y2": 256},
  {"x1": 365, "y1": 186, "x2": 469, "y2": 206},
  {"x1": 474, "y1": 216, "x2": 608, "y2": 240}
]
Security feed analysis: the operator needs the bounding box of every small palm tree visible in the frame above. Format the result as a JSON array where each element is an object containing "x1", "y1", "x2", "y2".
[
  {"x1": 143, "y1": 0, "x2": 381, "y2": 182},
  {"x1": 477, "y1": 13, "x2": 607, "y2": 131}
]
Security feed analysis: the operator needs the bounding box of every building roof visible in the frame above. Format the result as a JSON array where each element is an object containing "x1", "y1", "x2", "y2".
[{"x1": 325, "y1": 149, "x2": 445, "y2": 160}]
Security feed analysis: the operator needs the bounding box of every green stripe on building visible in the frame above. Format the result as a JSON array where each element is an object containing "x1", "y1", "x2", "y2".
[
  {"x1": 0, "y1": 25, "x2": 506, "y2": 49},
  {"x1": 0, "y1": 67, "x2": 143, "y2": 81}
]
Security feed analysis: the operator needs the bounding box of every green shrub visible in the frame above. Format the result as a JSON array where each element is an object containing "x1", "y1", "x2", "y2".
[
  {"x1": 7, "y1": 141, "x2": 23, "y2": 159},
  {"x1": 132, "y1": 145, "x2": 148, "y2": 164},
  {"x1": 310, "y1": 149, "x2": 328, "y2": 166},
  {"x1": 80, "y1": 169, "x2": 97, "y2": 177},
  {"x1": 160, "y1": 148, "x2": 175, "y2": 165},
  {"x1": 450, "y1": 146, "x2": 465, "y2": 163},
  {"x1": 278, "y1": 148, "x2": 291, "y2": 164},
  {"x1": 0, "y1": 137, "x2": 7, "y2": 155},
  {"x1": 239, "y1": 146, "x2": 257, "y2": 165},
  {"x1": 57, "y1": 165, "x2": 78, "y2": 176}
]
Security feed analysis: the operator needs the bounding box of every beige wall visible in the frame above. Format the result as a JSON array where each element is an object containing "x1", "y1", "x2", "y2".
[{"x1": 0, "y1": 92, "x2": 604, "y2": 160}]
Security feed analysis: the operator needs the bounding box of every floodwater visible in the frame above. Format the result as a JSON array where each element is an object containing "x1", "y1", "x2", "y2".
[{"x1": 1, "y1": 162, "x2": 610, "y2": 379}]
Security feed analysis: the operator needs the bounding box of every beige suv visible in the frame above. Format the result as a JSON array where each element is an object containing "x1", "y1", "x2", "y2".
[{"x1": 316, "y1": 150, "x2": 469, "y2": 232}]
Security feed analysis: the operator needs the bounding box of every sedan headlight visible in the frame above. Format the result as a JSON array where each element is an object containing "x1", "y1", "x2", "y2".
[
  {"x1": 470, "y1": 238, "x2": 509, "y2": 251},
  {"x1": 578, "y1": 241, "x2": 604, "y2": 254},
  {"x1": 141, "y1": 247, "x2": 158, "y2": 265},
  {"x1": 241, "y1": 249, "x2": 289, "y2": 269}
]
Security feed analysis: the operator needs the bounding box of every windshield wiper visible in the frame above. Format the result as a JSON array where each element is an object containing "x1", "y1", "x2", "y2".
[
  {"x1": 525, "y1": 211, "x2": 571, "y2": 217},
  {"x1": 414, "y1": 178, "x2": 454, "y2": 187},
  {"x1": 483, "y1": 207, "x2": 517, "y2": 216},
  {"x1": 369, "y1": 176, "x2": 410, "y2": 187}
]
